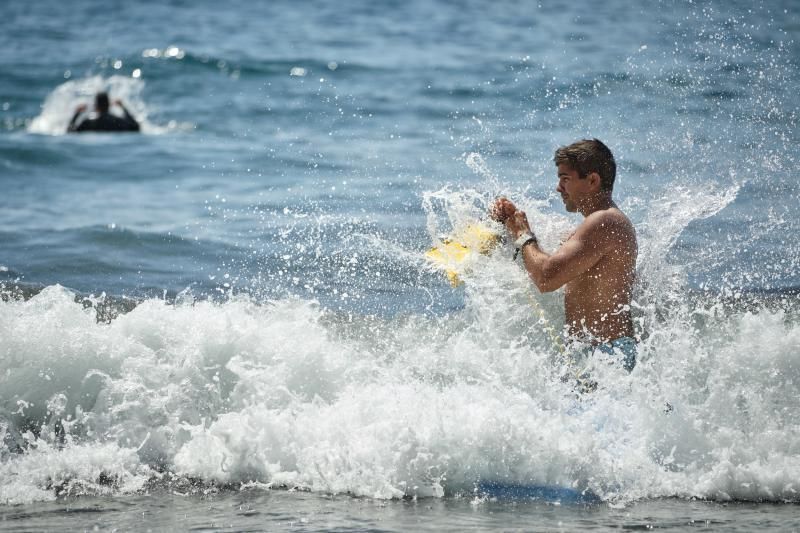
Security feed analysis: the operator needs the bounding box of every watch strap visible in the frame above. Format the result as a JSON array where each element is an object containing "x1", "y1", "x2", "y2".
[
  {"x1": 513, "y1": 233, "x2": 537, "y2": 260},
  {"x1": 513, "y1": 232, "x2": 536, "y2": 248}
]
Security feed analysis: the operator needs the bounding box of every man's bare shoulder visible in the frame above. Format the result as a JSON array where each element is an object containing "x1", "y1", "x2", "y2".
[
  {"x1": 574, "y1": 207, "x2": 635, "y2": 246},
  {"x1": 586, "y1": 206, "x2": 631, "y2": 223}
]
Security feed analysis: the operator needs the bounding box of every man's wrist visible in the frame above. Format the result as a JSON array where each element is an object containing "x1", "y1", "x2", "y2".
[
  {"x1": 513, "y1": 232, "x2": 537, "y2": 260},
  {"x1": 513, "y1": 232, "x2": 536, "y2": 248}
]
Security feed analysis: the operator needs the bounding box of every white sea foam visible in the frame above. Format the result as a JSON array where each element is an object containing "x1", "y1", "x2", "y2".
[{"x1": 2, "y1": 184, "x2": 799, "y2": 505}]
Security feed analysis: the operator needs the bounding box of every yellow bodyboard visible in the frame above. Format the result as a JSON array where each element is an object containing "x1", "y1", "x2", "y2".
[{"x1": 425, "y1": 223, "x2": 501, "y2": 286}]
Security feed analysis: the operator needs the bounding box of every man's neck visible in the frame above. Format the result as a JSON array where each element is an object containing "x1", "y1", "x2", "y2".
[{"x1": 578, "y1": 193, "x2": 614, "y2": 217}]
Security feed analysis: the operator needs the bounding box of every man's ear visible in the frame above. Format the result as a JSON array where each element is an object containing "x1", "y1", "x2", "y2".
[{"x1": 587, "y1": 172, "x2": 602, "y2": 192}]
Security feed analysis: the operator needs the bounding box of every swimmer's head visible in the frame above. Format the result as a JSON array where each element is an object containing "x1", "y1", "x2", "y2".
[
  {"x1": 95, "y1": 92, "x2": 110, "y2": 113},
  {"x1": 554, "y1": 139, "x2": 616, "y2": 192}
]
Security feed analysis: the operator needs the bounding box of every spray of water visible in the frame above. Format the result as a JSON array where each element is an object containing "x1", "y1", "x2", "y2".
[
  {"x1": 4, "y1": 7, "x2": 800, "y2": 505},
  {"x1": 6, "y1": 142, "x2": 798, "y2": 505}
]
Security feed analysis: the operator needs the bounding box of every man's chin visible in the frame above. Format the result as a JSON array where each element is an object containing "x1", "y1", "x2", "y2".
[{"x1": 563, "y1": 202, "x2": 577, "y2": 213}]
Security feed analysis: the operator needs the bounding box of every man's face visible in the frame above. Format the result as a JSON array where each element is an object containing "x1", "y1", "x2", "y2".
[{"x1": 556, "y1": 163, "x2": 593, "y2": 213}]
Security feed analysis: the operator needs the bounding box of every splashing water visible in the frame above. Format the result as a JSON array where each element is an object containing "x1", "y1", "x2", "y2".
[
  {"x1": 2, "y1": 168, "x2": 798, "y2": 506},
  {"x1": 2, "y1": 0, "x2": 799, "y2": 512},
  {"x1": 464, "y1": 152, "x2": 502, "y2": 194}
]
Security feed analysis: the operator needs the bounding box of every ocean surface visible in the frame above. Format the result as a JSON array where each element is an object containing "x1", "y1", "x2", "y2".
[{"x1": 2, "y1": 0, "x2": 799, "y2": 530}]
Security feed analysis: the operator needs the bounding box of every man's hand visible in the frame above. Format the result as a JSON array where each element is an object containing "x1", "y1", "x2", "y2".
[
  {"x1": 506, "y1": 210, "x2": 532, "y2": 240},
  {"x1": 492, "y1": 197, "x2": 533, "y2": 239},
  {"x1": 491, "y1": 197, "x2": 516, "y2": 223},
  {"x1": 74, "y1": 103, "x2": 88, "y2": 114}
]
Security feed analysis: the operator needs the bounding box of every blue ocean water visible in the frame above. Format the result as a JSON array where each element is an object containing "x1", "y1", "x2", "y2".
[{"x1": 1, "y1": 0, "x2": 799, "y2": 529}]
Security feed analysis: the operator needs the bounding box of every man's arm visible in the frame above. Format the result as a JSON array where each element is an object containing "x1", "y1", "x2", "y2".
[
  {"x1": 115, "y1": 100, "x2": 140, "y2": 131},
  {"x1": 518, "y1": 216, "x2": 607, "y2": 292},
  {"x1": 67, "y1": 104, "x2": 87, "y2": 133},
  {"x1": 493, "y1": 198, "x2": 610, "y2": 292}
]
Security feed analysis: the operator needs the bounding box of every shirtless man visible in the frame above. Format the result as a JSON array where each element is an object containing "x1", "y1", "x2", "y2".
[{"x1": 493, "y1": 139, "x2": 638, "y2": 371}]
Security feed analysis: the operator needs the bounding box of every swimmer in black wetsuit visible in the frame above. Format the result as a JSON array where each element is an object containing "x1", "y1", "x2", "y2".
[{"x1": 67, "y1": 92, "x2": 140, "y2": 133}]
